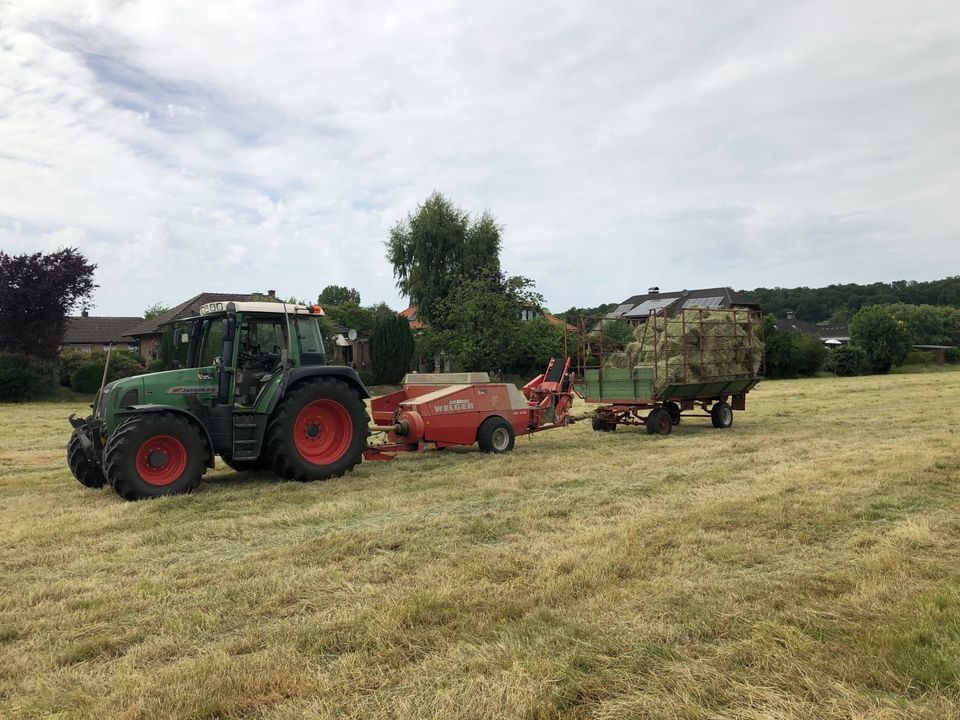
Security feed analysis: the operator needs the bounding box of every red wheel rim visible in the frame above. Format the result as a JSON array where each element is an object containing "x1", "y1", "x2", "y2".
[
  {"x1": 135, "y1": 435, "x2": 187, "y2": 486},
  {"x1": 293, "y1": 399, "x2": 353, "y2": 465}
]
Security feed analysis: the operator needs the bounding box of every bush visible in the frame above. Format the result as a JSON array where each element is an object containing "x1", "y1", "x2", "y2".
[
  {"x1": 945, "y1": 347, "x2": 960, "y2": 365},
  {"x1": 356, "y1": 369, "x2": 377, "y2": 387},
  {"x1": 795, "y1": 334, "x2": 828, "y2": 376},
  {"x1": 850, "y1": 305, "x2": 911, "y2": 373},
  {"x1": 0, "y1": 353, "x2": 47, "y2": 401},
  {"x1": 69, "y1": 352, "x2": 146, "y2": 394},
  {"x1": 827, "y1": 344, "x2": 870, "y2": 376},
  {"x1": 147, "y1": 359, "x2": 167, "y2": 373}
]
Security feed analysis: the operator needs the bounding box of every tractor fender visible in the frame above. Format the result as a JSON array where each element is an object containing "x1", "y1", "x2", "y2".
[
  {"x1": 117, "y1": 405, "x2": 217, "y2": 468},
  {"x1": 265, "y1": 366, "x2": 370, "y2": 417}
]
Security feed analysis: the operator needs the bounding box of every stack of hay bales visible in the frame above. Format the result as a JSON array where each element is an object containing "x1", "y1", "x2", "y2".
[{"x1": 606, "y1": 309, "x2": 764, "y2": 384}]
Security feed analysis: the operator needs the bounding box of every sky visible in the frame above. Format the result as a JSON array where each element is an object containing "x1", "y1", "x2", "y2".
[{"x1": 1, "y1": 0, "x2": 958, "y2": 316}]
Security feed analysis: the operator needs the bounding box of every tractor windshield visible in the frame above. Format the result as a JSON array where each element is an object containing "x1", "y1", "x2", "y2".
[{"x1": 198, "y1": 318, "x2": 227, "y2": 366}]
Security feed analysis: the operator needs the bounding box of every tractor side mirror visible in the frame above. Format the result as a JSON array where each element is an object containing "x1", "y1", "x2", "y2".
[{"x1": 213, "y1": 357, "x2": 222, "y2": 370}]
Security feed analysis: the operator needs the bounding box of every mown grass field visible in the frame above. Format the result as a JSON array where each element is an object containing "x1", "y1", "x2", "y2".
[{"x1": 2, "y1": 370, "x2": 960, "y2": 719}]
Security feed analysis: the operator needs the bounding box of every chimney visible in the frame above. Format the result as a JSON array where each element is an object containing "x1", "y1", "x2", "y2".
[
  {"x1": 648, "y1": 286, "x2": 659, "y2": 295},
  {"x1": 81, "y1": 309, "x2": 89, "y2": 318},
  {"x1": 267, "y1": 289, "x2": 276, "y2": 298},
  {"x1": 786, "y1": 310, "x2": 795, "y2": 320}
]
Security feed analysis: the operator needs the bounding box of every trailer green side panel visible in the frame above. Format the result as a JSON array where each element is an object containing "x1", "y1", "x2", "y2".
[
  {"x1": 660, "y1": 378, "x2": 759, "y2": 401},
  {"x1": 576, "y1": 368, "x2": 654, "y2": 403}
]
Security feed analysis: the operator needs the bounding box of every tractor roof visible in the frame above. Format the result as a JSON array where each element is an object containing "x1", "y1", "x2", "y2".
[{"x1": 195, "y1": 301, "x2": 325, "y2": 318}]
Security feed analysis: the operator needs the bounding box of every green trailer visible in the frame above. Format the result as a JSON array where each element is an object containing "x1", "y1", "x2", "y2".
[{"x1": 573, "y1": 307, "x2": 764, "y2": 435}]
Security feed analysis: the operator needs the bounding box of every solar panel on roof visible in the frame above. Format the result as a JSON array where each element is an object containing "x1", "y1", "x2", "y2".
[
  {"x1": 625, "y1": 298, "x2": 675, "y2": 316},
  {"x1": 681, "y1": 296, "x2": 724, "y2": 309},
  {"x1": 609, "y1": 303, "x2": 636, "y2": 317}
]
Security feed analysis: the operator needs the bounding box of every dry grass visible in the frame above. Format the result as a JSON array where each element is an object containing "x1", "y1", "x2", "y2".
[{"x1": 2, "y1": 370, "x2": 960, "y2": 719}]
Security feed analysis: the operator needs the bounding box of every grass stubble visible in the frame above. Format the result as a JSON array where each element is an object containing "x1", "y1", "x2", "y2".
[{"x1": 1, "y1": 370, "x2": 959, "y2": 719}]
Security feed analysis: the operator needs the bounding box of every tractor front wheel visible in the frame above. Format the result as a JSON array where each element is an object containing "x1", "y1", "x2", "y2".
[
  {"x1": 103, "y1": 413, "x2": 208, "y2": 500},
  {"x1": 265, "y1": 378, "x2": 369, "y2": 481},
  {"x1": 67, "y1": 430, "x2": 106, "y2": 488}
]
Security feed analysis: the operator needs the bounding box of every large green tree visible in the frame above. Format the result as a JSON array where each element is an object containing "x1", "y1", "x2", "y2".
[
  {"x1": 386, "y1": 192, "x2": 502, "y2": 328},
  {"x1": 318, "y1": 285, "x2": 361, "y2": 307},
  {"x1": 849, "y1": 305, "x2": 911, "y2": 373}
]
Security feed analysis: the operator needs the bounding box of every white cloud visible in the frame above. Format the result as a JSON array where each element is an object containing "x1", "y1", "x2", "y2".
[{"x1": 0, "y1": 0, "x2": 958, "y2": 315}]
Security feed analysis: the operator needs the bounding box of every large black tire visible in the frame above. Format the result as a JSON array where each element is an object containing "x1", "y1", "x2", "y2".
[
  {"x1": 264, "y1": 378, "x2": 369, "y2": 481},
  {"x1": 662, "y1": 402, "x2": 681, "y2": 426},
  {"x1": 67, "y1": 430, "x2": 106, "y2": 488},
  {"x1": 103, "y1": 413, "x2": 209, "y2": 500},
  {"x1": 477, "y1": 416, "x2": 516, "y2": 453},
  {"x1": 711, "y1": 401, "x2": 734, "y2": 429},
  {"x1": 591, "y1": 416, "x2": 616, "y2": 432},
  {"x1": 646, "y1": 409, "x2": 673, "y2": 436}
]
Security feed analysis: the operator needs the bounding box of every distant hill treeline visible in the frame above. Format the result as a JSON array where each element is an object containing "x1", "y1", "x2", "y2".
[{"x1": 740, "y1": 276, "x2": 960, "y2": 323}]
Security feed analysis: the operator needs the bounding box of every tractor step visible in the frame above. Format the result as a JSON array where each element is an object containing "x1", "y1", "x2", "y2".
[{"x1": 232, "y1": 413, "x2": 266, "y2": 461}]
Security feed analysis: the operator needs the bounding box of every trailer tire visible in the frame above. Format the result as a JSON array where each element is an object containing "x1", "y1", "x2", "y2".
[
  {"x1": 663, "y1": 402, "x2": 681, "y2": 426},
  {"x1": 646, "y1": 409, "x2": 673, "y2": 436},
  {"x1": 67, "y1": 430, "x2": 106, "y2": 488},
  {"x1": 591, "y1": 416, "x2": 616, "y2": 432},
  {"x1": 477, "y1": 417, "x2": 515, "y2": 453},
  {"x1": 265, "y1": 378, "x2": 369, "y2": 481},
  {"x1": 711, "y1": 401, "x2": 733, "y2": 429}
]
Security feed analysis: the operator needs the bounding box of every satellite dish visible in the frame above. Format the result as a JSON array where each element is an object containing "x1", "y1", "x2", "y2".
[{"x1": 347, "y1": 328, "x2": 358, "y2": 341}]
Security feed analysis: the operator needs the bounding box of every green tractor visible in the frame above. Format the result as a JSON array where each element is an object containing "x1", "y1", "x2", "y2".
[{"x1": 67, "y1": 300, "x2": 370, "y2": 500}]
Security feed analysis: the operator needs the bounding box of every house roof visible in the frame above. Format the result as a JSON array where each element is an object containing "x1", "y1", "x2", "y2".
[
  {"x1": 400, "y1": 305, "x2": 425, "y2": 330},
  {"x1": 63, "y1": 316, "x2": 143, "y2": 345},
  {"x1": 124, "y1": 292, "x2": 274, "y2": 337},
  {"x1": 609, "y1": 287, "x2": 760, "y2": 320},
  {"x1": 542, "y1": 312, "x2": 577, "y2": 332}
]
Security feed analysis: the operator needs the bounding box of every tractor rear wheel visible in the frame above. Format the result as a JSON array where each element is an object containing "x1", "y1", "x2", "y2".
[
  {"x1": 710, "y1": 401, "x2": 733, "y2": 429},
  {"x1": 264, "y1": 378, "x2": 369, "y2": 481},
  {"x1": 646, "y1": 409, "x2": 673, "y2": 435},
  {"x1": 477, "y1": 416, "x2": 516, "y2": 453},
  {"x1": 103, "y1": 413, "x2": 208, "y2": 500},
  {"x1": 67, "y1": 430, "x2": 106, "y2": 488}
]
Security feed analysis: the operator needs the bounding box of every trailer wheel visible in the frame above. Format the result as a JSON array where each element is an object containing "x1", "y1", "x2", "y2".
[
  {"x1": 591, "y1": 416, "x2": 616, "y2": 432},
  {"x1": 67, "y1": 429, "x2": 106, "y2": 488},
  {"x1": 646, "y1": 409, "x2": 673, "y2": 435},
  {"x1": 662, "y1": 402, "x2": 681, "y2": 426},
  {"x1": 711, "y1": 401, "x2": 733, "y2": 429},
  {"x1": 103, "y1": 413, "x2": 208, "y2": 500},
  {"x1": 477, "y1": 417, "x2": 515, "y2": 453}
]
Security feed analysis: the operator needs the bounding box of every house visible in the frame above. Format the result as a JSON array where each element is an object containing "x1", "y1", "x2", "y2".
[
  {"x1": 124, "y1": 291, "x2": 280, "y2": 360},
  {"x1": 606, "y1": 287, "x2": 761, "y2": 326},
  {"x1": 773, "y1": 312, "x2": 849, "y2": 345},
  {"x1": 400, "y1": 306, "x2": 425, "y2": 330},
  {"x1": 61, "y1": 311, "x2": 143, "y2": 353}
]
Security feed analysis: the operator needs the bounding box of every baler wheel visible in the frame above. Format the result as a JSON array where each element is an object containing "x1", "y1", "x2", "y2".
[
  {"x1": 711, "y1": 401, "x2": 734, "y2": 429},
  {"x1": 477, "y1": 417, "x2": 515, "y2": 454},
  {"x1": 646, "y1": 409, "x2": 673, "y2": 436},
  {"x1": 67, "y1": 430, "x2": 106, "y2": 488},
  {"x1": 103, "y1": 413, "x2": 208, "y2": 500},
  {"x1": 264, "y1": 378, "x2": 369, "y2": 481}
]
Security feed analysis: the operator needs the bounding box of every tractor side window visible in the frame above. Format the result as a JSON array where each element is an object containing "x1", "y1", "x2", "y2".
[
  {"x1": 199, "y1": 319, "x2": 226, "y2": 367},
  {"x1": 297, "y1": 317, "x2": 325, "y2": 355}
]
